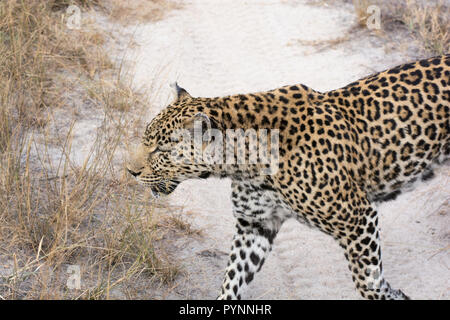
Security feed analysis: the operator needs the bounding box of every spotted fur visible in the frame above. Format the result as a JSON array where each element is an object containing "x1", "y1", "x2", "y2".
[{"x1": 127, "y1": 55, "x2": 450, "y2": 300}]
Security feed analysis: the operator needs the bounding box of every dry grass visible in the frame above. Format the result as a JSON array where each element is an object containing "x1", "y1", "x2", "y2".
[
  {"x1": 104, "y1": 0, "x2": 181, "y2": 25},
  {"x1": 298, "y1": 0, "x2": 448, "y2": 56},
  {"x1": 401, "y1": 0, "x2": 449, "y2": 55},
  {"x1": 351, "y1": 0, "x2": 449, "y2": 55},
  {"x1": 0, "y1": 0, "x2": 190, "y2": 299}
]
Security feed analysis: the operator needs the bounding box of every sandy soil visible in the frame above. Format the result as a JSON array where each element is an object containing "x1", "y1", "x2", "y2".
[{"x1": 114, "y1": 0, "x2": 449, "y2": 299}]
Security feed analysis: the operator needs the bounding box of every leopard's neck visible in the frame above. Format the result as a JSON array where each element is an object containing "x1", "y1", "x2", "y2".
[{"x1": 203, "y1": 84, "x2": 322, "y2": 132}]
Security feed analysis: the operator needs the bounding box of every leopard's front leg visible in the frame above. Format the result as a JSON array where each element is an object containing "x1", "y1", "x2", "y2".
[
  {"x1": 217, "y1": 179, "x2": 287, "y2": 300},
  {"x1": 217, "y1": 218, "x2": 277, "y2": 299}
]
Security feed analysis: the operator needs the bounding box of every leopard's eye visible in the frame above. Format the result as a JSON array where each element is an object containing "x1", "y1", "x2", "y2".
[
  {"x1": 148, "y1": 147, "x2": 160, "y2": 157},
  {"x1": 153, "y1": 146, "x2": 171, "y2": 153},
  {"x1": 151, "y1": 147, "x2": 161, "y2": 154}
]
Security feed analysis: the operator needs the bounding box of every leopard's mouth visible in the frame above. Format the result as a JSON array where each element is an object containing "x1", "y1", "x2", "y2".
[
  {"x1": 149, "y1": 180, "x2": 180, "y2": 198},
  {"x1": 126, "y1": 168, "x2": 180, "y2": 198}
]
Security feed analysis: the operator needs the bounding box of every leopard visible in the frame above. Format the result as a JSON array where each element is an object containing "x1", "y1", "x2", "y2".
[{"x1": 127, "y1": 54, "x2": 450, "y2": 300}]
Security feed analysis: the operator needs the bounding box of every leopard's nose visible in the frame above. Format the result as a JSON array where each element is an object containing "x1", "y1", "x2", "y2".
[{"x1": 127, "y1": 168, "x2": 142, "y2": 177}]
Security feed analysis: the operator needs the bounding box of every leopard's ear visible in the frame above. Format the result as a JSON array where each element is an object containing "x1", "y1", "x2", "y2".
[{"x1": 170, "y1": 82, "x2": 191, "y2": 100}]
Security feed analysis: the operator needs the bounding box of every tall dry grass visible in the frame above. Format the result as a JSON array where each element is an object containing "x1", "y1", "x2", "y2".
[
  {"x1": 401, "y1": 0, "x2": 449, "y2": 55},
  {"x1": 0, "y1": 0, "x2": 189, "y2": 299},
  {"x1": 352, "y1": 0, "x2": 449, "y2": 55}
]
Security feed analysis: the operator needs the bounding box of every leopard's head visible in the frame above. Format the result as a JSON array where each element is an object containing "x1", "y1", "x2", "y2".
[{"x1": 127, "y1": 83, "x2": 221, "y2": 197}]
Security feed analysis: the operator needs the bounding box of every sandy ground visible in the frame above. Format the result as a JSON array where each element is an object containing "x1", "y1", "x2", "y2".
[{"x1": 110, "y1": 0, "x2": 449, "y2": 299}]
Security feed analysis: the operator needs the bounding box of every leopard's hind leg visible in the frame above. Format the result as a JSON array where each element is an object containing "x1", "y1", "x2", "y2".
[{"x1": 338, "y1": 196, "x2": 409, "y2": 300}]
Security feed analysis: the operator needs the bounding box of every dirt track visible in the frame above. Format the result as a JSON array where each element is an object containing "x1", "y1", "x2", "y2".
[{"x1": 121, "y1": 0, "x2": 449, "y2": 299}]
